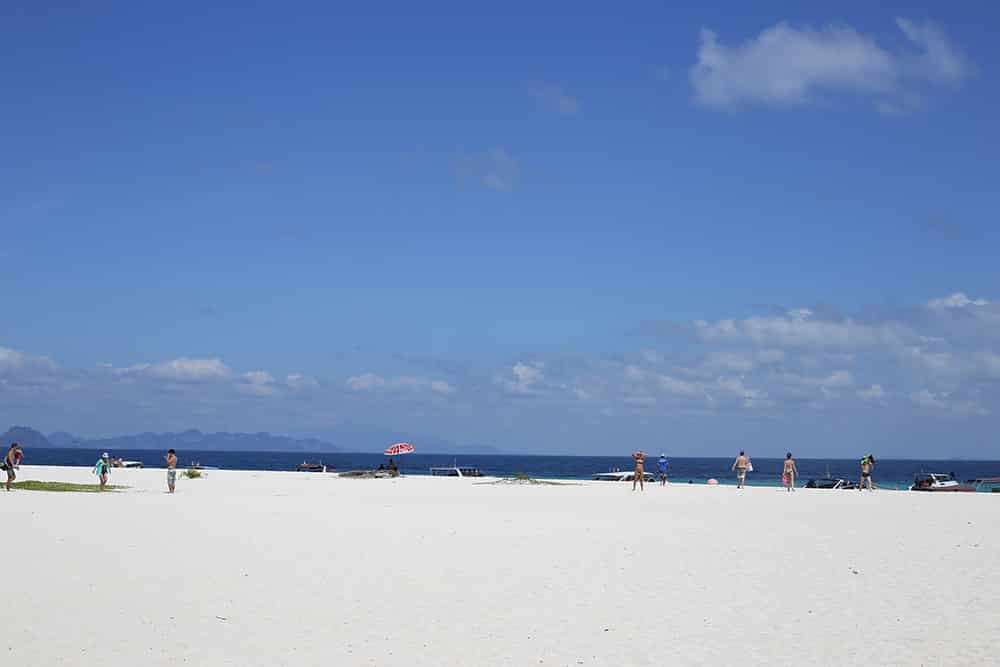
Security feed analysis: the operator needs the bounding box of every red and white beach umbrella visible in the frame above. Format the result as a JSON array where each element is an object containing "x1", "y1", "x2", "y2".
[{"x1": 384, "y1": 442, "x2": 415, "y2": 456}]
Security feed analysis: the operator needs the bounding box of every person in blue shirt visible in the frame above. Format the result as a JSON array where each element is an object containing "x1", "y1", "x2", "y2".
[{"x1": 657, "y1": 454, "x2": 669, "y2": 486}]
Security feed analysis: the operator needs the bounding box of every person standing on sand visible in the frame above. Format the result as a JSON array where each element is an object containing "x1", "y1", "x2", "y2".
[
  {"x1": 632, "y1": 451, "x2": 646, "y2": 491},
  {"x1": 165, "y1": 449, "x2": 177, "y2": 493},
  {"x1": 4, "y1": 443, "x2": 21, "y2": 491},
  {"x1": 782, "y1": 452, "x2": 798, "y2": 492},
  {"x1": 657, "y1": 454, "x2": 669, "y2": 486},
  {"x1": 94, "y1": 452, "x2": 110, "y2": 491},
  {"x1": 859, "y1": 454, "x2": 875, "y2": 492},
  {"x1": 732, "y1": 451, "x2": 749, "y2": 489}
]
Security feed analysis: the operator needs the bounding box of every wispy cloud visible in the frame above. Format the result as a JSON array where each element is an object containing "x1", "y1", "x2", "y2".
[
  {"x1": 455, "y1": 148, "x2": 519, "y2": 191},
  {"x1": 527, "y1": 80, "x2": 580, "y2": 114},
  {"x1": 346, "y1": 373, "x2": 455, "y2": 395},
  {"x1": 500, "y1": 361, "x2": 545, "y2": 395},
  {"x1": 690, "y1": 18, "x2": 969, "y2": 112},
  {"x1": 116, "y1": 357, "x2": 232, "y2": 382}
]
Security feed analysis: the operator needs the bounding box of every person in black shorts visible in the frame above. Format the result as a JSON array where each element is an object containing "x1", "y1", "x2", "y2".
[
  {"x1": 3, "y1": 443, "x2": 21, "y2": 491},
  {"x1": 859, "y1": 454, "x2": 875, "y2": 491}
]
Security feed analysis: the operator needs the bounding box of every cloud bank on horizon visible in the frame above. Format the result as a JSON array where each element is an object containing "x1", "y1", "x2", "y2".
[{"x1": 3, "y1": 293, "x2": 998, "y2": 456}]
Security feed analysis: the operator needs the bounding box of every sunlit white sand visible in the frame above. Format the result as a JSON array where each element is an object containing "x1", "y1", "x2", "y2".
[{"x1": 3, "y1": 465, "x2": 996, "y2": 665}]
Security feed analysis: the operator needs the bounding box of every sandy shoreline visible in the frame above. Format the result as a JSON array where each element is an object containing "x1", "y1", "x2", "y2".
[{"x1": 3, "y1": 465, "x2": 997, "y2": 665}]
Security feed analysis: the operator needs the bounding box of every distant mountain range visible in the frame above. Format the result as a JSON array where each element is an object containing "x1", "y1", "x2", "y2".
[{"x1": 2, "y1": 424, "x2": 504, "y2": 455}]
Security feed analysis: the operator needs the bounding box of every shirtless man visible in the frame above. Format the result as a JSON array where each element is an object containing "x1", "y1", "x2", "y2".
[
  {"x1": 732, "y1": 450, "x2": 748, "y2": 489},
  {"x1": 632, "y1": 451, "x2": 646, "y2": 491},
  {"x1": 165, "y1": 448, "x2": 178, "y2": 493},
  {"x1": 859, "y1": 454, "x2": 874, "y2": 492}
]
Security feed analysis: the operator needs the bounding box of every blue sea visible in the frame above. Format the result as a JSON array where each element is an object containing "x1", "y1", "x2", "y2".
[{"x1": 22, "y1": 448, "x2": 1000, "y2": 491}]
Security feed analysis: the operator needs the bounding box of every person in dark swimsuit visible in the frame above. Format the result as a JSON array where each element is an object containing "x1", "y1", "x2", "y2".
[{"x1": 95, "y1": 452, "x2": 110, "y2": 491}]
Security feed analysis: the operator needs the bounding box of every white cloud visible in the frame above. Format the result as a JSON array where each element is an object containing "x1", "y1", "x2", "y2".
[
  {"x1": 240, "y1": 370, "x2": 277, "y2": 396},
  {"x1": 346, "y1": 373, "x2": 455, "y2": 395},
  {"x1": 691, "y1": 18, "x2": 968, "y2": 111},
  {"x1": 693, "y1": 309, "x2": 910, "y2": 348},
  {"x1": 658, "y1": 373, "x2": 701, "y2": 397},
  {"x1": 528, "y1": 80, "x2": 580, "y2": 114},
  {"x1": 910, "y1": 389, "x2": 988, "y2": 416},
  {"x1": 780, "y1": 370, "x2": 854, "y2": 388},
  {"x1": 285, "y1": 373, "x2": 319, "y2": 390},
  {"x1": 895, "y1": 18, "x2": 969, "y2": 84},
  {"x1": 858, "y1": 384, "x2": 886, "y2": 401},
  {"x1": 119, "y1": 357, "x2": 231, "y2": 382},
  {"x1": 346, "y1": 373, "x2": 385, "y2": 391},
  {"x1": 503, "y1": 362, "x2": 544, "y2": 395},
  {"x1": 0, "y1": 346, "x2": 58, "y2": 374},
  {"x1": 456, "y1": 148, "x2": 519, "y2": 191},
  {"x1": 926, "y1": 292, "x2": 988, "y2": 309},
  {"x1": 713, "y1": 376, "x2": 764, "y2": 407}
]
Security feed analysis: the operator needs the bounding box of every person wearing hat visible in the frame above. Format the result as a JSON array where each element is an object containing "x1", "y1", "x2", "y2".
[
  {"x1": 94, "y1": 452, "x2": 111, "y2": 491},
  {"x1": 656, "y1": 454, "x2": 669, "y2": 486}
]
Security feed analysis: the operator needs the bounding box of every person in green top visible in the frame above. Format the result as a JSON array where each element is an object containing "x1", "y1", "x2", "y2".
[
  {"x1": 859, "y1": 454, "x2": 875, "y2": 492},
  {"x1": 94, "y1": 452, "x2": 111, "y2": 491}
]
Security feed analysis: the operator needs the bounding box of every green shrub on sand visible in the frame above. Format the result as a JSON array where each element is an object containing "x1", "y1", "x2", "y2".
[{"x1": 12, "y1": 481, "x2": 125, "y2": 493}]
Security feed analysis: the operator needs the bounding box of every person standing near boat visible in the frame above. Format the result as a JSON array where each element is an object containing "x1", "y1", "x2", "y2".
[
  {"x1": 632, "y1": 450, "x2": 646, "y2": 491},
  {"x1": 656, "y1": 454, "x2": 669, "y2": 486},
  {"x1": 732, "y1": 451, "x2": 749, "y2": 489},
  {"x1": 782, "y1": 453, "x2": 797, "y2": 492},
  {"x1": 165, "y1": 449, "x2": 177, "y2": 494},
  {"x1": 859, "y1": 454, "x2": 875, "y2": 492}
]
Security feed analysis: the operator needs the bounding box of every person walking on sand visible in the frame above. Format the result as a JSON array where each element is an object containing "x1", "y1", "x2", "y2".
[
  {"x1": 632, "y1": 450, "x2": 646, "y2": 491},
  {"x1": 94, "y1": 452, "x2": 111, "y2": 491},
  {"x1": 657, "y1": 454, "x2": 669, "y2": 486},
  {"x1": 732, "y1": 450, "x2": 749, "y2": 489},
  {"x1": 782, "y1": 452, "x2": 798, "y2": 492},
  {"x1": 859, "y1": 454, "x2": 875, "y2": 492},
  {"x1": 4, "y1": 443, "x2": 21, "y2": 491},
  {"x1": 165, "y1": 448, "x2": 178, "y2": 493}
]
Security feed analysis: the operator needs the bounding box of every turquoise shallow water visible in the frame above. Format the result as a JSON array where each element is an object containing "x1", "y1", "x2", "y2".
[{"x1": 21, "y1": 448, "x2": 1000, "y2": 491}]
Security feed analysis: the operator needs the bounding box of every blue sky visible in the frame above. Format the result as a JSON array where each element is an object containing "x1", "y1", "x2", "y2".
[{"x1": 3, "y1": 2, "x2": 999, "y2": 456}]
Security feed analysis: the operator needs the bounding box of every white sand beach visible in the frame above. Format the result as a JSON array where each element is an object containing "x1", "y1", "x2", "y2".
[{"x1": 2, "y1": 466, "x2": 997, "y2": 666}]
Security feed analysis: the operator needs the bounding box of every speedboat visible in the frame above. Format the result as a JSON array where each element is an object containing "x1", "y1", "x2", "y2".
[
  {"x1": 296, "y1": 462, "x2": 327, "y2": 472},
  {"x1": 804, "y1": 477, "x2": 857, "y2": 490},
  {"x1": 119, "y1": 460, "x2": 144, "y2": 469},
  {"x1": 592, "y1": 471, "x2": 656, "y2": 482},
  {"x1": 910, "y1": 472, "x2": 975, "y2": 492}
]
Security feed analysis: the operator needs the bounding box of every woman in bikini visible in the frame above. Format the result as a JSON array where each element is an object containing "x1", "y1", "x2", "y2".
[
  {"x1": 782, "y1": 452, "x2": 797, "y2": 492},
  {"x1": 632, "y1": 451, "x2": 646, "y2": 491}
]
